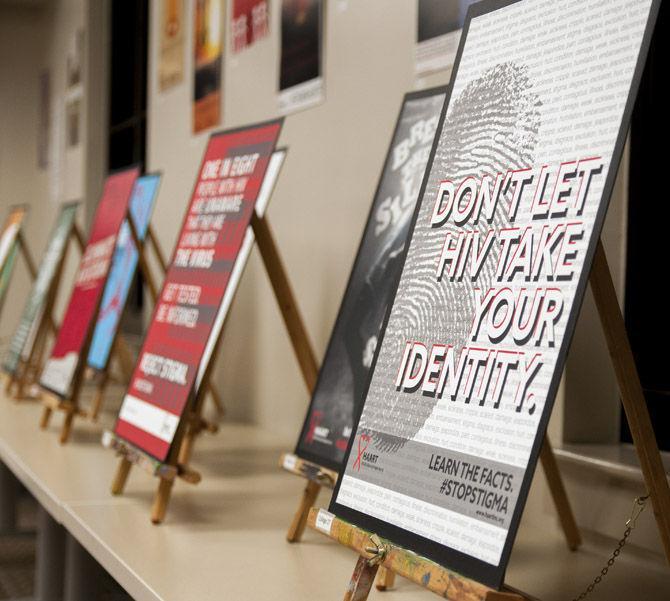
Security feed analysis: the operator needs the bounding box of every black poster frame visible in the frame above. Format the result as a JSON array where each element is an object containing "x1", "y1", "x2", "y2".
[{"x1": 329, "y1": 0, "x2": 662, "y2": 589}]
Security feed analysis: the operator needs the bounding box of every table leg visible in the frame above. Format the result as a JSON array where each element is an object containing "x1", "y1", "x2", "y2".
[
  {"x1": 0, "y1": 462, "x2": 18, "y2": 533},
  {"x1": 63, "y1": 534, "x2": 105, "y2": 601},
  {"x1": 34, "y1": 506, "x2": 66, "y2": 601}
]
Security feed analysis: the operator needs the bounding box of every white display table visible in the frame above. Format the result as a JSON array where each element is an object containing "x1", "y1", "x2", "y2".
[{"x1": 1, "y1": 389, "x2": 668, "y2": 601}]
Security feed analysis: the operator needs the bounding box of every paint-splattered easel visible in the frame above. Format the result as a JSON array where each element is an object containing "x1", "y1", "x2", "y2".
[
  {"x1": 307, "y1": 241, "x2": 670, "y2": 599},
  {"x1": 281, "y1": 438, "x2": 579, "y2": 591}
]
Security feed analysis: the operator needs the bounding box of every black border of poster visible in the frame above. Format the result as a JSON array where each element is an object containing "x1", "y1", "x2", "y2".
[
  {"x1": 329, "y1": 0, "x2": 662, "y2": 589},
  {"x1": 294, "y1": 85, "x2": 448, "y2": 473}
]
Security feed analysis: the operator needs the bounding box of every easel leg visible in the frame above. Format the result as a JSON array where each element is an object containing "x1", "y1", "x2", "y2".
[
  {"x1": 207, "y1": 384, "x2": 225, "y2": 415},
  {"x1": 344, "y1": 555, "x2": 379, "y2": 601},
  {"x1": 178, "y1": 429, "x2": 196, "y2": 466},
  {"x1": 375, "y1": 567, "x2": 395, "y2": 592},
  {"x1": 287, "y1": 479, "x2": 321, "y2": 542},
  {"x1": 3, "y1": 373, "x2": 13, "y2": 395},
  {"x1": 40, "y1": 406, "x2": 53, "y2": 430},
  {"x1": 540, "y1": 436, "x2": 581, "y2": 550},
  {"x1": 251, "y1": 214, "x2": 319, "y2": 392},
  {"x1": 589, "y1": 240, "x2": 670, "y2": 563},
  {"x1": 60, "y1": 410, "x2": 75, "y2": 444},
  {"x1": 151, "y1": 477, "x2": 174, "y2": 524},
  {"x1": 89, "y1": 371, "x2": 109, "y2": 422},
  {"x1": 113, "y1": 335, "x2": 136, "y2": 382},
  {"x1": 111, "y1": 458, "x2": 132, "y2": 495}
]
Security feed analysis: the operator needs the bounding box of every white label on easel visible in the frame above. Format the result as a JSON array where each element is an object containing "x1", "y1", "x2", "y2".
[
  {"x1": 101, "y1": 430, "x2": 113, "y2": 448},
  {"x1": 282, "y1": 454, "x2": 297, "y2": 471},
  {"x1": 315, "y1": 509, "x2": 334, "y2": 535}
]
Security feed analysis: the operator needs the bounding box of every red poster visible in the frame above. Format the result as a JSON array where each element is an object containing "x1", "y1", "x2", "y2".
[
  {"x1": 231, "y1": 0, "x2": 269, "y2": 52},
  {"x1": 40, "y1": 166, "x2": 139, "y2": 397},
  {"x1": 115, "y1": 120, "x2": 282, "y2": 461}
]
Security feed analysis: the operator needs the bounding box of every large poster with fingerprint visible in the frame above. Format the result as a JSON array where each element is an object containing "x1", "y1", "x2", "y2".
[
  {"x1": 40, "y1": 166, "x2": 139, "y2": 398},
  {"x1": 295, "y1": 88, "x2": 446, "y2": 471},
  {"x1": 331, "y1": 0, "x2": 659, "y2": 587},
  {"x1": 88, "y1": 173, "x2": 161, "y2": 371}
]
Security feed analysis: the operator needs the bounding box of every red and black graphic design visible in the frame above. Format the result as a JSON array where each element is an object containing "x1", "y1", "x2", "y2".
[{"x1": 115, "y1": 120, "x2": 282, "y2": 461}]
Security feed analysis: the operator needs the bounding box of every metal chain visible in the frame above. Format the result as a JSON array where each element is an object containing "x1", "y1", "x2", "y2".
[{"x1": 571, "y1": 494, "x2": 649, "y2": 601}]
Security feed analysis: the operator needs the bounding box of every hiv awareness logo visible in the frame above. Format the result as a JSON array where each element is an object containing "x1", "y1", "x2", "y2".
[
  {"x1": 352, "y1": 433, "x2": 371, "y2": 472},
  {"x1": 305, "y1": 411, "x2": 323, "y2": 444}
]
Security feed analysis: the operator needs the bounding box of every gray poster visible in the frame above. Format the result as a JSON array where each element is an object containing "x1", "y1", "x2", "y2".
[
  {"x1": 296, "y1": 88, "x2": 445, "y2": 470},
  {"x1": 3, "y1": 203, "x2": 78, "y2": 375}
]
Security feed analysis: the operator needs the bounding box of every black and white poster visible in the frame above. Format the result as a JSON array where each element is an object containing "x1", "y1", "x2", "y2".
[
  {"x1": 331, "y1": 0, "x2": 660, "y2": 588},
  {"x1": 296, "y1": 88, "x2": 446, "y2": 471}
]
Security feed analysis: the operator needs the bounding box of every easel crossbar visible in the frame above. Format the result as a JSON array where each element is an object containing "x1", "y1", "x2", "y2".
[
  {"x1": 307, "y1": 509, "x2": 528, "y2": 601},
  {"x1": 280, "y1": 453, "x2": 337, "y2": 487},
  {"x1": 102, "y1": 431, "x2": 181, "y2": 482}
]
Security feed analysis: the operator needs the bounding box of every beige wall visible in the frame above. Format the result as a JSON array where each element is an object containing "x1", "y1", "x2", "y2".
[
  {"x1": 0, "y1": 5, "x2": 50, "y2": 341},
  {"x1": 0, "y1": 0, "x2": 106, "y2": 344}
]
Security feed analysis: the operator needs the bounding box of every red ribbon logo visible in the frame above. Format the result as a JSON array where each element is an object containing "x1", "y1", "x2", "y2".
[
  {"x1": 352, "y1": 433, "x2": 371, "y2": 472},
  {"x1": 305, "y1": 411, "x2": 322, "y2": 444}
]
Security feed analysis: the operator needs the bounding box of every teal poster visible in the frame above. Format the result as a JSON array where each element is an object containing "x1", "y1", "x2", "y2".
[
  {"x1": 87, "y1": 173, "x2": 161, "y2": 370},
  {"x1": 3, "y1": 204, "x2": 75, "y2": 375}
]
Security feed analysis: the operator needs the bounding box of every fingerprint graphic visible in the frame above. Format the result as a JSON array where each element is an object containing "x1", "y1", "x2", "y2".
[{"x1": 364, "y1": 62, "x2": 542, "y2": 452}]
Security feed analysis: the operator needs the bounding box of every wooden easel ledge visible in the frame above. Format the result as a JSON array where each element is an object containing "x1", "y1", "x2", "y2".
[
  {"x1": 102, "y1": 431, "x2": 201, "y2": 485},
  {"x1": 307, "y1": 508, "x2": 534, "y2": 601},
  {"x1": 280, "y1": 453, "x2": 337, "y2": 486}
]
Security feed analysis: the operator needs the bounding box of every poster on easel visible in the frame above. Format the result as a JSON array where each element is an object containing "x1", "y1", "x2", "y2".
[
  {"x1": 39, "y1": 166, "x2": 140, "y2": 398},
  {"x1": 3, "y1": 203, "x2": 78, "y2": 376},
  {"x1": 87, "y1": 173, "x2": 162, "y2": 372},
  {"x1": 114, "y1": 119, "x2": 283, "y2": 462},
  {"x1": 0, "y1": 206, "x2": 28, "y2": 316},
  {"x1": 295, "y1": 88, "x2": 446, "y2": 472},
  {"x1": 330, "y1": 0, "x2": 660, "y2": 589}
]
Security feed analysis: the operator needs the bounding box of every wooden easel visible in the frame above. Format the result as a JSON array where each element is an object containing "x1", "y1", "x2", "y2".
[
  {"x1": 106, "y1": 202, "x2": 319, "y2": 524},
  {"x1": 86, "y1": 220, "x2": 226, "y2": 422},
  {"x1": 38, "y1": 205, "x2": 153, "y2": 442},
  {"x1": 281, "y1": 416, "x2": 578, "y2": 591},
  {"x1": 308, "y1": 239, "x2": 670, "y2": 600},
  {"x1": 0, "y1": 219, "x2": 33, "y2": 319},
  {"x1": 281, "y1": 424, "x2": 579, "y2": 552},
  {"x1": 4, "y1": 223, "x2": 86, "y2": 400},
  {"x1": 308, "y1": 507, "x2": 531, "y2": 601}
]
